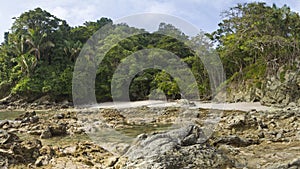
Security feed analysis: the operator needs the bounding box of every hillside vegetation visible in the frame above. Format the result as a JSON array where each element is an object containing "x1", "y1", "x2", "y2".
[
  {"x1": 209, "y1": 2, "x2": 300, "y2": 106},
  {"x1": 0, "y1": 2, "x2": 299, "y2": 106}
]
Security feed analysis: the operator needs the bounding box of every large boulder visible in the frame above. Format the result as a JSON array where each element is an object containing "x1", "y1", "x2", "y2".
[{"x1": 119, "y1": 125, "x2": 233, "y2": 168}]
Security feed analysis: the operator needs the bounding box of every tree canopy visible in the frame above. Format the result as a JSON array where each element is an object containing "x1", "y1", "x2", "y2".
[
  {"x1": 0, "y1": 8, "x2": 214, "y2": 102},
  {"x1": 209, "y1": 2, "x2": 300, "y2": 79},
  {"x1": 1, "y1": 2, "x2": 299, "y2": 103}
]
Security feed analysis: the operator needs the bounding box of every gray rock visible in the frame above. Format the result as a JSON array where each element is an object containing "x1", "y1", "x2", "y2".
[
  {"x1": 213, "y1": 135, "x2": 259, "y2": 147},
  {"x1": 49, "y1": 124, "x2": 67, "y2": 136},
  {"x1": 40, "y1": 128, "x2": 52, "y2": 139},
  {"x1": 119, "y1": 125, "x2": 233, "y2": 168},
  {"x1": 122, "y1": 143, "x2": 233, "y2": 169},
  {"x1": 0, "y1": 132, "x2": 21, "y2": 144},
  {"x1": 124, "y1": 125, "x2": 206, "y2": 160},
  {"x1": 0, "y1": 121, "x2": 9, "y2": 128}
]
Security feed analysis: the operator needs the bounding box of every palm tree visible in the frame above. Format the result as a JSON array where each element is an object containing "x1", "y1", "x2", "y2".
[
  {"x1": 25, "y1": 28, "x2": 55, "y2": 62},
  {"x1": 63, "y1": 40, "x2": 82, "y2": 62},
  {"x1": 10, "y1": 35, "x2": 37, "y2": 77}
]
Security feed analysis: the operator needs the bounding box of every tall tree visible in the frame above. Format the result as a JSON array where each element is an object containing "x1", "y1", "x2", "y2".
[
  {"x1": 209, "y1": 2, "x2": 300, "y2": 77},
  {"x1": 10, "y1": 7, "x2": 70, "y2": 65}
]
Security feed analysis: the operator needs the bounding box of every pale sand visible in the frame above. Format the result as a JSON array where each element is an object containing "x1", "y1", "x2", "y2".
[{"x1": 90, "y1": 100, "x2": 275, "y2": 111}]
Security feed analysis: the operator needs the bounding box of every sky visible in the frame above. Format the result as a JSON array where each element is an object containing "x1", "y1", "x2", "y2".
[{"x1": 0, "y1": 0, "x2": 300, "y2": 42}]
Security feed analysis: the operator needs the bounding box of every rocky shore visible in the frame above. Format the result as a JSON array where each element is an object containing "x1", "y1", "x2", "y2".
[
  {"x1": 0, "y1": 103, "x2": 299, "y2": 169},
  {"x1": 0, "y1": 95, "x2": 73, "y2": 110}
]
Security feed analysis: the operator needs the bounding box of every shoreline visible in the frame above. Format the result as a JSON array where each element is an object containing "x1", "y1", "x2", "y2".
[{"x1": 0, "y1": 100, "x2": 278, "y2": 113}]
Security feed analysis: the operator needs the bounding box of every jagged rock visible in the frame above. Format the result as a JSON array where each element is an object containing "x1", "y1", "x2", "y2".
[
  {"x1": 40, "y1": 123, "x2": 68, "y2": 139},
  {"x1": 1, "y1": 104, "x2": 299, "y2": 168},
  {"x1": 289, "y1": 158, "x2": 300, "y2": 167},
  {"x1": 0, "y1": 94, "x2": 14, "y2": 105},
  {"x1": 124, "y1": 125, "x2": 206, "y2": 160},
  {"x1": 40, "y1": 128, "x2": 52, "y2": 139},
  {"x1": 226, "y1": 114, "x2": 246, "y2": 129},
  {"x1": 0, "y1": 133, "x2": 42, "y2": 166},
  {"x1": 15, "y1": 111, "x2": 39, "y2": 124},
  {"x1": 119, "y1": 125, "x2": 233, "y2": 168},
  {"x1": 0, "y1": 132, "x2": 21, "y2": 145},
  {"x1": 213, "y1": 135, "x2": 259, "y2": 147},
  {"x1": 263, "y1": 158, "x2": 300, "y2": 169},
  {"x1": 35, "y1": 155, "x2": 53, "y2": 167},
  {"x1": 226, "y1": 67, "x2": 300, "y2": 108},
  {"x1": 122, "y1": 142, "x2": 232, "y2": 168},
  {"x1": 0, "y1": 121, "x2": 9, "y2": 128},
  {"x1": 49, "y1": 123, "x2": 67, "y2": 136}
]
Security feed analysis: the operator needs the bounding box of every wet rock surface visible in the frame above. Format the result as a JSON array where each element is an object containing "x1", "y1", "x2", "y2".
[{"x1": 0, "y1": 105, "x2": 299, "y2": 168}]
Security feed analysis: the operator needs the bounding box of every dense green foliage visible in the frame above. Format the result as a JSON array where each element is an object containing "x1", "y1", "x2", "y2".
[
  {"x1": 1, "y1": 2, "x2": 299, "y2": 103},
  {"x1": 0, "y1": 8, "x2": 213, "y2": 102},
  {"x1": 209, "y1": 2, "x2": 300, "y2": 83}
]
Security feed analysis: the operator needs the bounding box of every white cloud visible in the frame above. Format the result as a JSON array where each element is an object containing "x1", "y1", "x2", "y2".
[
  {"x1": 46, "y1": 4, "x2": 99, "y2": 26},
  {"x1": 146, "y1": 1, "x2": 176, "y2": 13},
  {"x1": 51, "y1": 6, "x2": 68, "y2": 20}
]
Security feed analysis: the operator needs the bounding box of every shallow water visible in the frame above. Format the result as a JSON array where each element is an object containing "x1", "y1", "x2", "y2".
[
  {"x1": 2, "y1": 110, "x2": 173, "y2": 146},
  {"x1": 0, "y1": 111, "x2": 25, "y2": 120},
  {"x1": 85, "y1": 123, "x2": 174, "y2": 144},
  {"x1": 116, "y1": 123, "x2": 173, "y2": 137}
]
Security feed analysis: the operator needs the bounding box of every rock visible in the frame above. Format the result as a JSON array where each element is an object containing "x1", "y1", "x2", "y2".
[
  {"x1": 49, "y1": 124, "x2": 67, "y2": 136},
  {"x1": 15, "y1": 111, "x2": 36, "y2": 120},
  {"x1": 227, "y1": 67, "x2": 300, "y2": 107},
  {"x1": 0, "y1": 154, "x2": 8, "y2": 168},
  {"x1": 35, "y1": 156, "x2": 44, "y2": 167},
  {"x1": 289, "y1": 158, "x2": 300, "y2": 167},
  {"x1": 30, "y1": 116, "x2": 39, "y2": 123},
  {"x1": 0, "y1": 132, "x2": 21, "y2": 145},
  {"x1": 213, "y1": 135, "x2": 259, "y2": 147},
  {"x1": 1, "y1": 138, "x2": 43, "y2": 166},
  {"x1": 1, "y1": 123, "x2": 11, "y2": 130},
  {"x1": 21, "y1": 116, "x2": 39, "y2": 124},
  {"x1": 258, "y1": 131, "x2": 265, "y2": 138},
  {"x1": 53, "y1": 112, "x2": 76, "y2": 120},
  {"x1": 27, "y1": 130, "x2": 43, "y2": 136},
  {"x1": 40, "y1": 145, "x2": 55, "y2": 156},
  {"x1": 54, "y1": 113, "x2": 65, "y2": 119},
  {"x1": 15, "y1": 111, "x2": 39, "y2": 124},
  {"x1": 0, "y1": 94, "x2": 15, "y2": 105},
  {"x1": 288, "y1": 102, "x2": 297, "y2": 107},
  {"x1": 121, "y1": 143, "x2": 233, "y2": 168},
  {"x1": 227, "y1": 114, "x2": 246, "y2": 129},
  {"x1": 0, "y1": 121, "x2": 9, "y2": 128},
  {"x1": 62, "y1": 146, "x2": 77, "y2": 155},
  {"x1": 46, "y1": 142, "x2": 114, "y2": 168},
  {"x1": 105, "y1": 156, "x2": 119, "y2": 167},
  {"x1": 264, "y1": 158, "x2": 300, "y2": 169},
  {"x1": 35, "y1": 154, "x2": 53, "y2": 167},
  {"x1": 2, "y1": 103, "x2": 300, "y2": 168},
  {"x1": 40, "y1": 128, "x2": 52, "y2": 139},
  {"x1": 124, "y1": 125, "x2": 206, "y2": 160}
]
